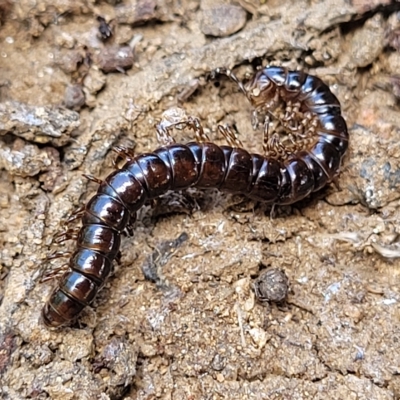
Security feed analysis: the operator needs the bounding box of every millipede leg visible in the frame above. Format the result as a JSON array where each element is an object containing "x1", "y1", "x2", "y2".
[
  {"x1": 83, "y1": 174, "x2": 103, "y2": 185},
  {"x1": 125, "y1": 225, "x2": 134, "y2": 237},
  {"x1": 156, "y1": 107, "x2": 193, "y2": 145},
  {"x1": 332, "y1": 176, "x2": 341, "y2": 191},
  {"x1": 125, "y1": 212, "x2": 137, "y2": 237},
  {"x1": 41, "y1": 265, "x2": 69, "y2": 282},
  {"x1": 218, "y1": 124, "x2": 243, "y2": 148},
  {"x1": 46, "y1": 250, "x2": 72, "y2": 261},
  {"x1": 251, "y1": 109, "x2": 261, "y2": 131},
  {"x1": 156, "y1": 108, "x2": 210, "y2": 143},
  {"x1": 54, "y1": 234, "x2": 78, "y2": 244},
  {"x1": 301, "y1": 113, "x2": 318, "y2": 135},
  {"x1": 112, "y1": 146, "x2": 135, "y2": 167},
  {"x1": 66, "y1": 213, "x2": 84, "y2": 224},
  {"x1": 280, "y1": 101, "x2": 303, "y2": 133},
  {"x1": 262, "y1": 116, "x2": 271, "y2": 155},
  {"x1": 54, "y1": 228, "x2": 80, "y2": 238},
  {"x1": 185, "y1": 116, "x2": 210, "y2": 143},
  {"x1": 269, "y1": 204, "x2": 277, "y2": 221},
  {"x1": 263, "y1": 119, "x2": 286, "y2": 158},
  {"x1": 66, "y1": 206, "x2": 85, "y2": 224},
  {"x1": 53, "y1": 228, "x2": 80, "y2": 244}
]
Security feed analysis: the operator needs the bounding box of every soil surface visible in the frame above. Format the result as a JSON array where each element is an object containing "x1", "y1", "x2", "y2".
[{"x1": 1, "y1": 1, "x2": 400, "y2": 399}]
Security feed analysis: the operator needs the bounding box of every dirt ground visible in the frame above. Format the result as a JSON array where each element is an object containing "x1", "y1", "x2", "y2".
[{"x1": 1, "y1": 0, "x2": 400, "y2": 399}]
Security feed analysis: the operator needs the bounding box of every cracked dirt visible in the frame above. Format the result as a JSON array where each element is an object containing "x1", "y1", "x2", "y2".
[{"x1": 0, "y1": 0, "x2": 400, "y2": 399}]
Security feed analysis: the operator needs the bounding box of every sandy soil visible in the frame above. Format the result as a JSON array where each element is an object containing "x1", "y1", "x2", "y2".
[{"x1": 0, "y1": 0, "x2": 400, "y2": 399}]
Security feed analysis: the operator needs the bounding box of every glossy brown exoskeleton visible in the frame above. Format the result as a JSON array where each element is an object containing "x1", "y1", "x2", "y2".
[{"x1": 42, "y1": 66, "x2": 348, "y2": 327}]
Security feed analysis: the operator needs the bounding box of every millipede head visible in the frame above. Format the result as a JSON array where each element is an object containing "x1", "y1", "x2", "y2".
[{"x1": 243, "y1": 69, "x2": 277, "y2": 108}]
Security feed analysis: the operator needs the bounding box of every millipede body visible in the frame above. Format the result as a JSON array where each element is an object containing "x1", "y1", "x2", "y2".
[{"x1": 42, "y1": 66, "x2": 349, "y2": 327}]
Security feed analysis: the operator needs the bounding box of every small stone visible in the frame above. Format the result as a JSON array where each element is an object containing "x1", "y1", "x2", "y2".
[
  {"x1": 83, "y1": 92, "x2": 98, "y2": 108},
  {"x1": 343, "y1": 305, "x2": 364, "y2": 323},
  {"x1": 349, "y1": 13, "x2": 386, "y2": 68},
  {"x1": 97, "y1": 45, "x2": 134, "y2": 73},
  {"x1": 28, "y1": 18, "x2": 44, "y2": 38},
  {"x1": 243, "y1": 292, "x2": 255, "y2": 311},
  {"x1": 55, "y1": 31, "x2": 76, "y2": 49},
  {"x1": 253, "y1": 268, "x2": 289, "y2": 303},
  {"x1": 211, "y1": 353, "x2": 225, "y2": 371},
  {"x1": 200, "y1": 4, "x2": 247, "y2": 37},
  {"x1": 83, "y1": 68, "x2": 106, "y2": 94},
  {"x1": 115, "y1": 0, "x2": 156, "y2": 25},
  {"x1": 139, "y1": 342, "x2": 157, "y2": 357},
  {"x1": 0, "y1": 194, "x2": 8, "y2": 208},
  {"x1": 64, "y1": 84, "x2": 86, "y2": 110},
  {"x1": 248, "y1": 327, "x2": 268, "y2": 349},
  {"x1": 56, "y1": 50, "x2": 83, "y2": 74}
]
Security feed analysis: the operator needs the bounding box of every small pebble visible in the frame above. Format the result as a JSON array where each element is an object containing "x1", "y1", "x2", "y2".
[
  {"x1": 115, "y1": 0, "x2": 156, "y2": 25},
  {"x1": 200, "y1": 4, "x2": 247, "y2": 37},
  {"x1": 349, "y1": 13, "x2": 386, "y2": 68},
  {"x1": 83, "y1": 68, "x2": 106, "y2": 94},
  {"x1": 248, "y1": 327, "x2": 268, "y2": 349},
  {"x1": 64, "y1": 84, "x2": 86, "y2": 109},
  {"x1": 97, "y1": 45, "x2": 134, "y2": 73},
  {"x1": 55, "y1": 50, "x2": 83, "y2": 74},
  {"x1": 54, "y1": 31, "x2": 76, "y2": 49},
  {"x1": 253, "y1": 267, "x2": 289, "y2": 303}
]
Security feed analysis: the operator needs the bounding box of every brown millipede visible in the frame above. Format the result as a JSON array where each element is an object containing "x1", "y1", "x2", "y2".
[{"x1": 42, "y1": 66, "x2": 349, "y2": 327}]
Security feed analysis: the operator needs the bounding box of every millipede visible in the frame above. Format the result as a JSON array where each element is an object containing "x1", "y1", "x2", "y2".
[{"x1": 42, "y1": 66, "x2": 349, "y2": 327}]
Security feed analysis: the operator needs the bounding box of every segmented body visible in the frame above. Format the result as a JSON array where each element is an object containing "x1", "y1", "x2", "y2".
[{"x1": 42, "y1": 66, "x2": 348, "y2": 327}]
